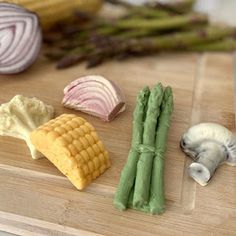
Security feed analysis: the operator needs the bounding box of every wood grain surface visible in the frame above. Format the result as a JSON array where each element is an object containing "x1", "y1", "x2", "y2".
[{"x1": 0, "y1": 52, "x2": 235, "y2": 236}]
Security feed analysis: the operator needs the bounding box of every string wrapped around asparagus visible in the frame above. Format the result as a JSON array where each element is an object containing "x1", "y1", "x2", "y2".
[{"x1": 113, "y1": 87, "x2": 150, "y2": 210}]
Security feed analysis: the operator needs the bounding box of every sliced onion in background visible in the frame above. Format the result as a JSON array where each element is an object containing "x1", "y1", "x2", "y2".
[
  {"x1": 63, "y1": 75, "x2": 126, "y2": 122},
  {"x1": 0, "y1": 3, "x2": 42, "y2": 74}
]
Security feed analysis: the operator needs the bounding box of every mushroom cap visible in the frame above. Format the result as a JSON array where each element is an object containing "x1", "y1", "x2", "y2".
[{"x1": 181, "y1": 123, "x2": 236, "y2": 165}]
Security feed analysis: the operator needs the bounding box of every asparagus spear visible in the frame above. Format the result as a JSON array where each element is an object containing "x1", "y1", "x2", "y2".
[
  {"x1": 133, "y1": 83, "x2": 164, "y2": 207},
  {"x1": 128, "y1": 187, "x2": 150, "y2": 213},
  {"x1": 45, "y1": 26, "x2": 236, "y2": 68},
  {"x1": 57, "y1": 55, "x2": 86, "y2": 69},
  {"x1": 123, "y1": 7, "x2": 170, "y2": 19},
  {"x1": 113, "y1": 87, "x2": 150, "y2": 210},
  {"x1": 118, "y1": 27, "x2": 236, "y2": 53},
  {"x1": 149, "y1": 87, "x2": 174, "y2": 215},
  {"x1": 189, "y1": 38, "x2": 236, "y2": 51},
  {"x1": 116, "y1": 29, "x2": 155, "y2": 39},
  {"x1": 106, "y1": 0, "x2": 194, "y2": 15},
  {"x1": 84, "y1": 26, "x2": 235, "y2": 67},
  {"x1": 150, "y1": 0, "x2": 195, "y2": 14},
  {"x1": 56, "y1": 46, "x2": 93, "y2": 69},
  {"x1": 115, "y1": 14, "x2": 207, "y2": 31}
]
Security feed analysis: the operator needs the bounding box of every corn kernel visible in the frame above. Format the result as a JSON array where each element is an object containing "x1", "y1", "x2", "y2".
[
  {"x1": 85, "y1": 134, "x2": 95, "y2": 146},
  {"x1": 73, "y1": 117, "x2": 84, "y2": 126},
  {"x1": 62, "y1": 124, "x2": 73, "y2": 131},
  {"x1": 91, "y1": 131, "x2": 99, "y2": 142},
  {"x1": 69, "y1": 130, "x2": 80, "y2": 139},
  {"x1": 70, "y1": 120, "x2": 79, "y2": 129},
  {"x1": 97, "y1": 141, "x2": 105, "y2": 152},
  {"x1": 76, "y1": 127, "x2": 85, "y2": 137},
  {"x1": 47, "y1": 131, "x2": 59, "y2": 143},
  {"x1": 63, "y1": 133, "x2": 73, "y2": 143},
  {"x1": 84, "y1": 122, "x2": 95, "y2": 131},
  {"x1": 93, "y1": 170, "x2": 100, "y2": 179},
  {"x1": 73, "y1": 139, "x2": 84, "y2": 152},
  {"x1": 87, "y1": 175, "x2": 92, "y2": 183},
  {"x1": 75, "y1": 154, "x2": 84, "y2": 166},
  {"x1": 98, "y1": 153, "x2": 105, "y2": 163},
  {"x1": 92, "y1": 143, "x2": 100, "y2": 155},
  {"x1": 55, "y1": 126, "x2": 67, "y2": 134},
  {"x1": 88, "y1": 161, "x2": 95, "y2": 172},
  {"x1": 68, "y1": 144, "x2": 77, "y2": 156},
  {"x1": 79, "y1": 137, "x2": 89, "y2": 149},
  {"x1": 83, "y1": 165, "x2": 89, "y2": 176},
  {"x1": 87, "y1": 147, "x2": 95, "y2": 159},
  {"x1": 80, "y1": 150, "x2": 90, "y2": 162},
  {"x1": 99, "y1": 165, "x2": 106, "y2": 174},
  {"x1": 93, "y1": 157, "x2": 100, "y2": 169},
  {"x1": 57, "y1": 137, "x2": 68, "y2": 146},
  {"x1": 80, "y1": 125, "x2": 90, "y2": 134}
]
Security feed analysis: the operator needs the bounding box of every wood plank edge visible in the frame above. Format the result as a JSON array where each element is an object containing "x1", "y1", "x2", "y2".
[
  {"x1": 0, "y1": 163, "x2": 116, "y2": 197},
  {"x1": 0, "y1": 211, "x2": 104, "y2": 236}
]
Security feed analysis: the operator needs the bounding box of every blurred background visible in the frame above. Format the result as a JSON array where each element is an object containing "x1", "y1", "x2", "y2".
[{"x1": 3, "y1": 0, "x2": 236, "y2": 70}]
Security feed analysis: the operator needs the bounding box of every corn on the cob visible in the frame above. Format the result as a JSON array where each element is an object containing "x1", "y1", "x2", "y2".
[
  {"x1": 30, "y1": 114, "x2": 110, "y2": 190},
  {"x1": 6, "y1": 0, "x2": 103, "y2": 29}
]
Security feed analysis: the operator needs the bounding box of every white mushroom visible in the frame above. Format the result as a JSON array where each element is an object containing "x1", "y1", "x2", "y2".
[{"x1": 180, "y1": 123, "x2": 236, "y2": 186}]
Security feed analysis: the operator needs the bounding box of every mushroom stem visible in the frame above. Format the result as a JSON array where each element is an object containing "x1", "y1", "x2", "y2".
[{"x1": 188, "y1": 141, "x2": 227, "y2": 186}]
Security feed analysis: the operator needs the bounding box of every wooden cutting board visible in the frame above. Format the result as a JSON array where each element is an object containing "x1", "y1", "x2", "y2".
[{"x1": 0, "y1": 52, "x2": 235, "y2": 236}]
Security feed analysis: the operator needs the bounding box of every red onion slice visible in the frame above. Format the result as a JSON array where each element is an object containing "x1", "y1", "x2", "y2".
[
  {"x1": 0, "y1": 3, "x2": 42, "y2": 74},
  {"x1": 62, "y1": 75, "x2": 126, "y2": 121}
]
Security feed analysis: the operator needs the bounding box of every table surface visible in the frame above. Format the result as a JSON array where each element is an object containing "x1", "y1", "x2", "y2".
[{"x1": 0, "y1": 52, "x2": 235, "y2": 236}]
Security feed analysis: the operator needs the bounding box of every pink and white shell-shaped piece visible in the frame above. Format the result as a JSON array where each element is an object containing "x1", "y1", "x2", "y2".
[{"x1": 62, "y1": 75, "x2": 126, "y2": 121}]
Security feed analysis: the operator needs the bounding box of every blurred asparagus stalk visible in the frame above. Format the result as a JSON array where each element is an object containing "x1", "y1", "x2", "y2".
[
  {"x1": 106, "y1": 0, "x2": 195, "y2": 14},
  {"x1": 49, "y1": 26, "x2": 236, "y2": 69},
  {"x1": 115, "y1": 14, "x2": 207, "y2": 31},
  {"x1": 123, "y1": 7, "x2": 170, "y2": 19},
  {"x1": 149, "y1": 0, "x2": 195, "y2": 14},
  {"x1": 44, "y1": 0, "x2": 236, "y2": 69},
  {"x1": 123, "y1": 27, "x2": 236, "y2": 52},
  {"x1": 190, "y1": 38, "x2": 236, "y2": 51}
]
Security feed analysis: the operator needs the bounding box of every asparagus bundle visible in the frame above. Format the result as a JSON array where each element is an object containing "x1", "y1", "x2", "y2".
[
  {"x1": 44, "y1": 0, "x2": 236, "y2": 69},
  {"x1": 114, "y1": 84, "x2": 174, "y2": 214}
]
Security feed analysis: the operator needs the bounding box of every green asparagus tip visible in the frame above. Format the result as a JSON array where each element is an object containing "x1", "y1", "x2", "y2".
[
  {"x1": 152, "y1": 83, "x2": 164, "y2": 100},
  {"x1": 164, "y1": 86, "x2": 172, "y2": 94},
  {"x1": 136, "y1": 86, "x2": 150, "y2": 108},
  {"x1": 163, "y1": 86, "x2": 174, "y2": 111},
  {"x1": 138, "y1": 86, "x2": 150, "y2": 99}
]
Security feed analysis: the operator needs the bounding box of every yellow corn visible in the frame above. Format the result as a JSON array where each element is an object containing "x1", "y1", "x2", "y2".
[
  {"x1": 30, "y1": 114, "x2": 111, "y2": 190},
  {"x1": 6, "y1": 0, "x2": 103, "y2": 29}
]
